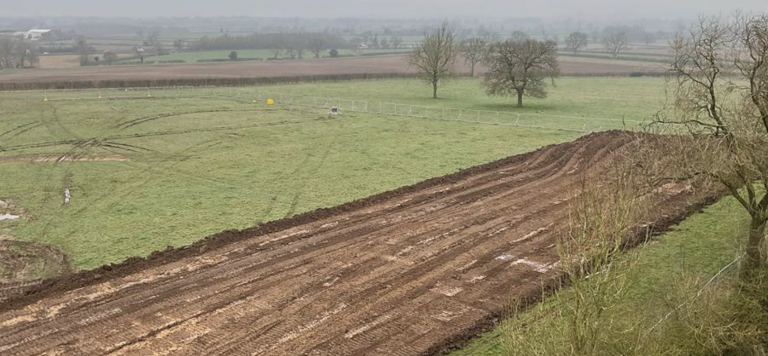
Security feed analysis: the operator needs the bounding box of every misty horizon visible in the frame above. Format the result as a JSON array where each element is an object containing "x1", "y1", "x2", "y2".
[{"x1": 1, "y1": 0, "x2": 766, "y2": 21}]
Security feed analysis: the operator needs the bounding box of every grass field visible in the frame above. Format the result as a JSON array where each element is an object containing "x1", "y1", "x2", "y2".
[
  {"x1": 0, "y1": 77, "x2": 664, "y2": 272},
  {"x1": 450, "y1": 196, "x2": 747, "y2": 356},
  {"x1": 266, "y1": 77, "x2": 665, "y2": 121}
]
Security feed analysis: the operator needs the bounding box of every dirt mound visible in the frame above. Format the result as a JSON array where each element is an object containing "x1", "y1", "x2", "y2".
[
  {"x1": 0, "y1": 240, "x2": 72, "y2": 303},
  {"x1": 0, "y1": 131, "x2": 719, "y2": 356}
]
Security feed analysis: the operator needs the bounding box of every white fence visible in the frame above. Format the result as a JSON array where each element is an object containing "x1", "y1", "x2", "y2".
[
  {"x1": 246, "y1": 90, "x2": 648, "y2": 133},
  {"x1": 7, "y1": 86, "x2": 650, "y2": 133}
]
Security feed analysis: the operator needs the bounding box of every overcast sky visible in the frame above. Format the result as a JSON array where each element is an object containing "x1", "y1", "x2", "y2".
[{"x1": 1, "y1": 0, "x2": 766, "y2": 19}]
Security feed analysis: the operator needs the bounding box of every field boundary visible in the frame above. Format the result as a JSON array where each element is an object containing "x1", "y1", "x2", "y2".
[
  {"x1": 246, "y1": 90, "x2": 647, "y2": 133},
  {"x1": 0, "y1": 72, "x2": 667, "y2": 91}
]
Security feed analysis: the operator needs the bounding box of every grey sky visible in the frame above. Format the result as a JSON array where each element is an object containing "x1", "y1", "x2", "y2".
[{"x1": 1, "y1": 0, "x2": 766, "y2": 19}]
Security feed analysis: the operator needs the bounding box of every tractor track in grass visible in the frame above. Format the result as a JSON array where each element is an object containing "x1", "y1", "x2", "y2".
[
  {"x1": 0, "y1": 118, "x2": 325, "y2": 153},
  {"x1": 0, "y1": 131, "x2": 718, "y2": 356}
]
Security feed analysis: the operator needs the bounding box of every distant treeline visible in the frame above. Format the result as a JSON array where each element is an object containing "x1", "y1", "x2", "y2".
[{"x1": 191, "y1": 32, "x2": 351, "y2": 57}]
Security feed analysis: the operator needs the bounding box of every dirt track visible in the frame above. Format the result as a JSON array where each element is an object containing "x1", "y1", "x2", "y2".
[
  {"x1": 0, "y1": 55, "x2": 663, "y2": 84},
  {"x1": 0, "y1": 132, "x2": 714, "y2": 356}
]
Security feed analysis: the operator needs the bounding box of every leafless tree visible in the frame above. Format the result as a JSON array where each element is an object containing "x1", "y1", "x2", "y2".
[
  {"x1": 172, "y1": 39, "x2": 185, "y2": 52},
  {"x1": 565, "y1": 31, "x2": 589, "y2": 55},
  {"x1": 103, "y1": 51, "x2": 118, "y2": 65},
  {"x1": 145, "y1": 30, "x2": 165, "y2": 55},
  {"x1": 603, "y1": 27, "x2": 630, "y2": 58},
  {"x1": 0, "y1": 38, "x2": 15, "y2": 68},
  {"x1": 15, "y1": 41, "x2": 38, "y2": 68},
  {"x1": 509, "y1": 30, "x2": 529, "y2": 42},
  {"x1": 391, "y1": 37, "x2": 403, "y2": 49},
  {"x1": 308, "y1": 35, "x2": 325, "y2": 58},
  {"x1": 459, "y1": 37, "x2": 487, "y2": 77},
  {"x1": 75, "y1": 36, "x2": 90, "y2": 66},
  {"x1": 270, "y1": 47, "x2": 284, "y2": 60},
  {"x1": 407, "y1": 22, "x2": 457, "y2": 99},
  {"x1": 483, "y1": 39, "x2": 559, "y2": 107},
  {"x1": 653, "y1": 14, "x2": 768, "y2": 274}
]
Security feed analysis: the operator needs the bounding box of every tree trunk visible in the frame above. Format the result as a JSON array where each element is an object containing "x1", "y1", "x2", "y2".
[
  {"x1": 470, "y1": 62, "x2": 475, "y2": 77},
  {"x1": 433, "y1": 81, "x2": 438, "y2": 99},
  {"x1": 744, "y1": 216, "x2": 766, "y2": 276},
  {"x1": 517, "y1": 90, "x2": 524, "y2": 107}
]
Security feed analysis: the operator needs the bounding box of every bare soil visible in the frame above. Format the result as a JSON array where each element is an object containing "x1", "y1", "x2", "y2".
[
  {"x1": 0, "y1": 240, "x2": 72, "y2": 304},
  {"x1": 0, "y1": 55, "x2": 661, "y2": 85},
  {"x1": 0, "y1": 131, "x2": 717, "y2": 356}
]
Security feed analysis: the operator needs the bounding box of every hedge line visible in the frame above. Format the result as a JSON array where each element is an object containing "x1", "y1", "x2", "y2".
[
  {"x1": 0, "y1": 72, "x2": 422, "y2": 91},
  {"x1": 0, "y1": 71, "x2": 667, "y2": 92}
]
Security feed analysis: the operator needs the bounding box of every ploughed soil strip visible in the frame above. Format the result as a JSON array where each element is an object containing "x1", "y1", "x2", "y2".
[
  {"x1": 0, "y1": 131, "x2": 715, "y2": 356},
  {"x1": 0, "y1": 55, "x2": 659, "y2": 86}
]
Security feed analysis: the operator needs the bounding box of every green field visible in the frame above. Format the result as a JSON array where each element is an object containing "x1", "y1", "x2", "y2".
[
  {"x1": 129, "y1": 48, "x2": 409, "y2": 63},
  {"x1": 0, "y1": 77, "x2": 663, "y2": 271},
  {"x1": 0, "y1": 76, "x2": 751, "y2": 354},
  {"x1": 450, "y1": 195, "x2": 750, "y2": 355}
]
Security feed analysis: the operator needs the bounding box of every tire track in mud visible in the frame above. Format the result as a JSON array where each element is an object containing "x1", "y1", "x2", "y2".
[{"x1": 0, "y1": 131, "x2": 720, "y2": 356}]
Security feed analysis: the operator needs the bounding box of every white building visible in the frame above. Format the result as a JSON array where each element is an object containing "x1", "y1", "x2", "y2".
[{"x1": 24, "y1": 29, "x2": 53, "y2": 41}]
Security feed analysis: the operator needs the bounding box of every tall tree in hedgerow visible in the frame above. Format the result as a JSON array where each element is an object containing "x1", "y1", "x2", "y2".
[
  {"x1": 459, "y1": 37, "x2": 488, "y2": 77},
  {"x1": 408, "y1": 22, "x2": 457, "y2": 99},
  {"x1": 483, "y1": 39, "x2": 559, "y2": 107},
  {"x1": 653, "y1": 14, "x2": 768, "y2": 276}
]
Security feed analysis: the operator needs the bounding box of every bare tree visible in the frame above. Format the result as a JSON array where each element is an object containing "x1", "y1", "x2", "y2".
[
  {"x1": 565, "y1": 31, "x2": 589, "y2": 55},
  {"x1": 75, "y1": 36, "x2": 90, "y2": 66},
  {"x1": 459, "y1": 37, "x2": 487, "y2": 77},
  {"x1": 308, "y1": 35, "x2": 325, "y2": 58},
  {"x1": 509, "y1": 30, "x2": 529, "y2": 42},
  {"x1": 483, "y1": 39, "x2": 559, "y2": 107},
  {"x1": 654, "y1": 14, "x2": 768, "y2": 274},
  {"x1": 0, "y1": 38, "x2": 13, "y2": 68},
  {"x1": 12, "y1": 40, "x2": 37, "y2": 68},
  {"x1": 103, "y1": 51, "x2": 118, "y2": 65},
  {"x1": 172, "y1": 39, "x2": 185, "y2": 52},
  {"x1": 141, "y1": 30, "x2": 167, "y2": 56},
  {"x1": 407, "y1": 22, "x2": 457, "y2": 99},
  {"x1": 391, "y1": 37, "x2": 403, "y2": 49},
  {"x1": 270, "y1": 47, "x2": 284, "y2": 60},
  {"x1": 603, "y1": 27, "x2": 630, "y2": 58}
]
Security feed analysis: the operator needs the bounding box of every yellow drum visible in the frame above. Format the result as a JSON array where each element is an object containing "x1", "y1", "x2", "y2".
[{"x1": 267, "y1": 98, "x2": 275, "y2": 105}]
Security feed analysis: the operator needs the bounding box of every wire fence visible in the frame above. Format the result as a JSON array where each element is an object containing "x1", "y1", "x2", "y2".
[
  {"x1": 4, "y1": 86, "x2": 656, "y2": 133},
  {"x1": 245, "y1": 90, "x2": 649, "y2": 133}
]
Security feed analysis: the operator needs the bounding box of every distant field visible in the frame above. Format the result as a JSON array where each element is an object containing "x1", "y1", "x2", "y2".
[
  {"x1": 2, "y1": 53, "x2": 665, "y2": 86},
  {"x1": 37, "y1": 54, "x2": 81, "y2": 69},
  {"x1": 266, "y1": 77, "x2": 665, "y2": 122},
  {"x1": 0, "y1": 77, "x2": 662, "y2": 271},
  {"x1": 133, "y1": 48, "x2": 410, "y2": 63}
]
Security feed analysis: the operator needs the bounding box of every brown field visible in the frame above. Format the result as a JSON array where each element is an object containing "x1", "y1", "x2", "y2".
[
  {"x1": 0, "y1": 132, "x2": 715, "y2": 356},
  {"x1": 1, "y1": 55, "x2": 663, "y2": 85},
  {"x1": 35, "y1": 54, "x2": 82, "y2": 69}
]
